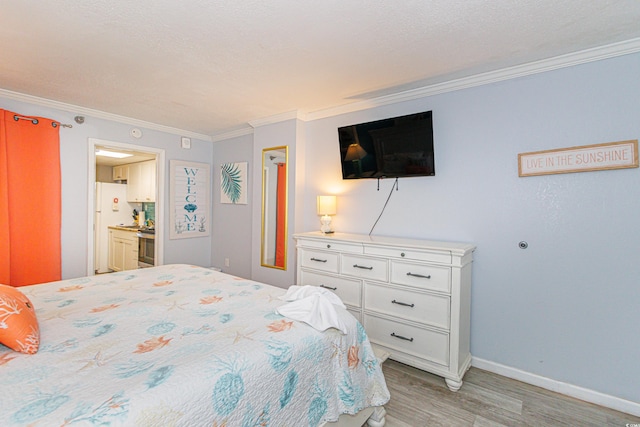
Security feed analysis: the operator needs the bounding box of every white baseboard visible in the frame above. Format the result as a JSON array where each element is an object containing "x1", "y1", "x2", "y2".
[{"x1": 471, "y1": 357, "x2": 640, "y2": 417}]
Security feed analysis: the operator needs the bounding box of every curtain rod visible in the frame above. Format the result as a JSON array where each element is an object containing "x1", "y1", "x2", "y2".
[{"x1": 13, "y1": 114, "x2": 73, "y2": 128}]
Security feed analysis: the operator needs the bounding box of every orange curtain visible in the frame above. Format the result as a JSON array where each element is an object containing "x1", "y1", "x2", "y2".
[
  {"x1": 274, "y1": 162, "x2": 286, "y2": 268},
  {"x1": 0, "y1": 110, "x2": 61, "y2": 287}
]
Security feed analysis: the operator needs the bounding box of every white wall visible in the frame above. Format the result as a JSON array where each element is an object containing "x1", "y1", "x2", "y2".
[
  {"x1": 0, "y1": 97, "x2": 213, "y2": 279},
  {"x1": 301, "y1": 53, "x2": 640, "y2": 404}
]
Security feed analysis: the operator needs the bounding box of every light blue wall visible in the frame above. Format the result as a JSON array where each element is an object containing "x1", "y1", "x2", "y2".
[
  {"x1": 211, "y1": 133, "x2": 253, "y2": 278},
  {"x1": 12, "y1": 48, "x2": 632, "y2": 404},
  {"x1": 301, "y1": 53, "x2": 640, "y2": 402},
  {"x1": 0, "y1": 97, "x2": 213, "y2": 279},
  {"x1": 250, "y1": 118, "x2": 304, "y2": 288},
  {"x1": 211, "y1": 119, "x2": 308, "y2": 288}
]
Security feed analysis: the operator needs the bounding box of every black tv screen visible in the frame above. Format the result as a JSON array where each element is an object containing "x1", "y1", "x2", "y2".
[{"x1": 338, "y1": 110, "x2": 434, "y2": 179}]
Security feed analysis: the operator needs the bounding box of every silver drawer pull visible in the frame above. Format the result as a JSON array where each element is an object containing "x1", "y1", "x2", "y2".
[
  {"x1": 407, "y1": 272, "x2": 431, "y2": 279},
  {"x1": 391, "y1": 299, "x2": 415, "y2": 308},
  {"x1": 353, "y1": 264, "x2": 373, "y2": 270},
  {"x1": 310, "y1": 257, "x2": 328, "y2": 263},
  {"x1": 391, "y1": 332, "x2": 414, "y2": 342},
  {"x1": 320, "y1": 284, "x2": 337, "y2": 291}
]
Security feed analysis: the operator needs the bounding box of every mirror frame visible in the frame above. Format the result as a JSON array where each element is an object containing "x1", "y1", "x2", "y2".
[{"x1": 260, "y1": 146, "x2": 288, "y2": 270}]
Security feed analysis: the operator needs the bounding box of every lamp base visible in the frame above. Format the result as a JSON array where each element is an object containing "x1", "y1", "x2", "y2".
[{"x1": 320, "y1": 214, "x2": 333, "y2": 234}]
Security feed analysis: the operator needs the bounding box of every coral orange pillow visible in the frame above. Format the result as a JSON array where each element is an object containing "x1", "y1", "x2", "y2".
[{"x1": 0, "y1": 284, "x2": 39, "y2": 354}]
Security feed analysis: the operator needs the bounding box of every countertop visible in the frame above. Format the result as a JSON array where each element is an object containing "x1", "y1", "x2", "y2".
[{"x1": 108, "y1": 225, "x2": 144, "y2": 232}]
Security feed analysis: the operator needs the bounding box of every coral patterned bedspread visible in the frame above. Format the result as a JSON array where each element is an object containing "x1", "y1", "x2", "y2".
[{"x1": 0, "y1": 264, "x2": 389, "y2": 426}]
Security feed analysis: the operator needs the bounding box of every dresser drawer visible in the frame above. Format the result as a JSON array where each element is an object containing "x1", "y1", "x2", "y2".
[
  {"x1": 341, "y1": 254, "x2": 388, "y2": 282},
  {"x1": 297, "y1": 238, "x2": 362, "y2": 254},
  {"x1": 364, "y1": 282, "x2": 450, "y2": 329},
  {"x1": 390, "y1": 261, "x2": 451, "y2": 293},
  {"x1": 364, "y1": 314, "x2": 449, "y2": 367},
  {"x1": 300, "y1": 249, "x2": 339, "y2": 273},
  {"x1": 300, "y1": 270, "x2": 362, "y2": 308},
  {"x1": 365, "y1": 245, "x2": 452, "y2": 264}
]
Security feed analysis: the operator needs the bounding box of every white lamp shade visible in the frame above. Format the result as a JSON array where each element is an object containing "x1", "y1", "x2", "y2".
[{"x1": 317, "y1": 195, "x2": 337, "y2": 216}]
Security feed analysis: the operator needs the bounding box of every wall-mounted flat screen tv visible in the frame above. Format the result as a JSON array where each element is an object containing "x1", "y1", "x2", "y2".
[{"x1": 338, "y1": 110, "x2": 434, "y2": 179}]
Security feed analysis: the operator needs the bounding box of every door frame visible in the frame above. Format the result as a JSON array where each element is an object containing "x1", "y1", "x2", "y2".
[{"x1": 86, "y1": 138, "x2": 165, "y2": 275}]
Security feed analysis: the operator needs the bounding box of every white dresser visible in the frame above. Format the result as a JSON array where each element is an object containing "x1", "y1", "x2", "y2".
[{"x1": 294, "y1": 231, "x2": 475, "y2": 391}]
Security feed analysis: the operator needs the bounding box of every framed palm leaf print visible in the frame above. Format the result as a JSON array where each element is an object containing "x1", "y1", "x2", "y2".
[{"x1": 220, "y1": 162, "x2": 248, "y2": 204}]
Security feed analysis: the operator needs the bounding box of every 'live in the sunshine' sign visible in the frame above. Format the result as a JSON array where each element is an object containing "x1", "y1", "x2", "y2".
[
  {"x1": 170, "y1": 160, "x2": 210, "y2": 239},
  {"x1": 518, "y1": 140, "x2": 638, "y2": 177}
]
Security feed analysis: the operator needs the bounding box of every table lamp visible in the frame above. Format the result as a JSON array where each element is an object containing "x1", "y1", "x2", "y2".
[{"x1": 317, "y1": 195, "x2": 337, "y2": 234}]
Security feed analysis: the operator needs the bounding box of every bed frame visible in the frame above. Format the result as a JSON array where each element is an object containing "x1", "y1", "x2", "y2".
[
  {"x1": 323, "y1": 345, "x2": 390, "y2": 427},
  {"x1": 325, "y1": 406, "x2": 386, "y2": 427}
]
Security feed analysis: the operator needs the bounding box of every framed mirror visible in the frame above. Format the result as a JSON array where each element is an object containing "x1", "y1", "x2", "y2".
[{"x1": 261, "y1": 146, "x2": 288, "y2": 269}]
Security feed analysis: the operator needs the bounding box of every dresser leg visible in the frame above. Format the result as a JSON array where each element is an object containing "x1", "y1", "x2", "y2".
[{"x1": 445, "y1": 378, "x2": 463, "y2": 392}]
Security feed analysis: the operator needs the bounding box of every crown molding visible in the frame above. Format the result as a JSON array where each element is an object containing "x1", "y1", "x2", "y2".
[
  {"x1": 248, "y1": 110, "x2": 307, "y2": 128},
  {"x1": 0, "y1": 88, "x2": 212, "y2": 141},
  {"x1": 3, "y1": 37, "x2": 639, "y2": 139},
  {"x1": 210, "y1": 125, "x2": 254, "y2": 142},
  {"x1": 212, "y1": 110, "x2": 306, "y2": 142},
  {"x1": 306, "y1": 37, "x2": 640, "y2": 121}
]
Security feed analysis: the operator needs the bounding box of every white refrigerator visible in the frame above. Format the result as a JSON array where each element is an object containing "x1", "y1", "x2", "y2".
[{"x1": 94, "y1": 182, "x2": 137, "y2": 273}]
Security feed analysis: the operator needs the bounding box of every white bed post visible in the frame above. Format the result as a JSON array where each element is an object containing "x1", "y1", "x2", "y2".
[{"x1": 366, "y1": 407, "x2": 387, "y2": 427}]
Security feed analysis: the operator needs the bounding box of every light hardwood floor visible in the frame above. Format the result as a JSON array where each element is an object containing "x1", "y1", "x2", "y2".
[{"x1": 380, "y1": 359, "x2": 640, "y2": 426}]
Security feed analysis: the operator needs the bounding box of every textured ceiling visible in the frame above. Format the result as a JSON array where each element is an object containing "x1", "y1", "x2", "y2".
[{"x1": 2, "y1": 1, "x2": 640, "y2": 138}]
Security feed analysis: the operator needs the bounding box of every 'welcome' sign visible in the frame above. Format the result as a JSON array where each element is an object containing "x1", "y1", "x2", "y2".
[{"x1": 170, "y1": 160, "x2": 210, "y2": 239}]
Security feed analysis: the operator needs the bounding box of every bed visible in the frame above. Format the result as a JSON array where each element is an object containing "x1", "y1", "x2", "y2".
[{"x1": 0, "y1": 264, "x2": 389, "y2": 426}]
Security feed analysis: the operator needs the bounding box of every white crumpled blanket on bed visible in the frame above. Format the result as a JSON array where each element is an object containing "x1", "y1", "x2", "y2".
[{"x1": 276, "y1": 285, "x2": 350, "y2": 334}]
